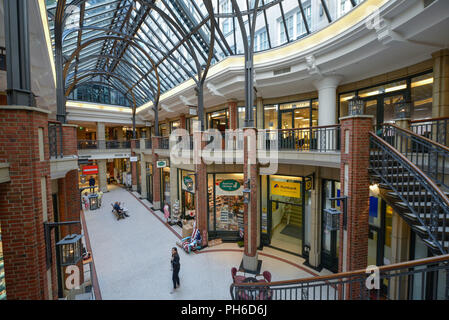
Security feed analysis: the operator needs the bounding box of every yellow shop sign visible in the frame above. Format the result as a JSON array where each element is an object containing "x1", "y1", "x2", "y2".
[{"x1": 270, "y1": 181, "x2": 301, "y2": 198}]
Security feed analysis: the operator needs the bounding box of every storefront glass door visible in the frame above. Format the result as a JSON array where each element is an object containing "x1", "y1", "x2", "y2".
[
  {"x1": 321, "y1": 180, "x2": 341, "y2": 273},
  {"x1": 268, "y1": 176, "x2": 304, "y2": 256}
]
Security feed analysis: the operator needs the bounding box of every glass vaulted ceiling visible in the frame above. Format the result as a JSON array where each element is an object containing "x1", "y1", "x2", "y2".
[{"x1": 45, "y1": 0, "x2": 364, "y2": 108}]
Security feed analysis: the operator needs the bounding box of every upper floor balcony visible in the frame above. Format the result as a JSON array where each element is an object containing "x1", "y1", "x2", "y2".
[{"x1": 48, "y1": 121, "x2": 79, "y2": 179}]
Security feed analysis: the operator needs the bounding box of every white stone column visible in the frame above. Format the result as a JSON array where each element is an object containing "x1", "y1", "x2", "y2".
[
  {"x1": 256, "y1": 97, "x2": 264, "y2": 130},
  {"x1": 97, "y1": 122, "x2": 106, "y2": 149},
  {"x1": 97, "y1": 159, "x2": 108, "y2": 192},
  {"x1": 314, "y1": 76, "x2": 343, "y2": 126}
]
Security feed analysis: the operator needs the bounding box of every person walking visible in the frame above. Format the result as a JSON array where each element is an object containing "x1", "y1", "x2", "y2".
[{"x1": 170, "y1": 247, "x2": 180, "y2": 294}]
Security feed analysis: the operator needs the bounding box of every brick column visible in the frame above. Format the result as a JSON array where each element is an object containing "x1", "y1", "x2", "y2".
[
  {"x1": 339, "y1": 115, "x2": 373, "y2": 298},
  {"x1": 0, "y1": 106, "x2": 57, "y2": 299},
  {"x1": 243, "y1": 127, "x2": 259, "y2": 272},
  {"x1": 61, "y1": 124, "x2": 78, "y2": 156},
  {"x1": 193, "y1": 126, "x2": 208, "y2": 246},
  {"x1": 228, "y1": 100, "x2": 238, "y2": 130},
  {"x1": 179, "y1": 114, "x2": 186, "y2": 130},
  {"x1": 58, "y1": 170, "x2": 84, "y2": 294},
  {"x1": 152, "y1": 137, "x2": 161, "y2": 210}
]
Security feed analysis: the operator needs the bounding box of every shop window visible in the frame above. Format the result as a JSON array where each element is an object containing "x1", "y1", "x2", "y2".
[
  {"x1": 264, "y1": 105, "x2": 278, "y2": 130},
  {"x1": 207, "y1": 109, "x2": 229, "y2": 132},
  {"x1": 170, "y1": 120, "x2": 181, "y2": 133},
  {"x1": 208, "y1": 173, "x2": 245, "y2": 233},
  {"x1": 237, "y1": 106, "x2": 256, "y2": 128},
  {"x1": 411, "y1": 73, "x2": 434, "y2": 121},
  {"x1": 179, "y1": 170, "x2": 196, "y2": 219}
]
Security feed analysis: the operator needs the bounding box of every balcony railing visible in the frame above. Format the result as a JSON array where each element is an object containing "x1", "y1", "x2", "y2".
[
  {"x1": 411, "y1": 117, "x2": 449, "y2": 146},
  {"x1": 264, "y1": 125, "x2": 341, "y2": 152},
  {"x1": 77, "y1": 140, "x2": 131, "y2": 150},
  {"x1": 48, "y1": 121, "x2": 63, "y2": 159},
  {"x1": 159, "y1": 137, "x2": 169, "y2": 149},
  {"x1": 145, "y1": 139, "x2": 152, "y2": 149},
  {"x1": 231, "y1": 254, "x2": 449, "y2": 300}
]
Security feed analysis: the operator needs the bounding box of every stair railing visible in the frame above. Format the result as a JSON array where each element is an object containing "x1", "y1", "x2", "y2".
[
  {"x1": 370, "y1": 132, "x2": 449, "y2": 254},
  {"x1": 380, "y1": 124, "x2": 449, "y2": 191},
  {"x1": 230, "y1": 254, "x2": 449, "y2": 300},
  {"x1": 411, "y1": 117, "x2": 449, "y2": 146}
]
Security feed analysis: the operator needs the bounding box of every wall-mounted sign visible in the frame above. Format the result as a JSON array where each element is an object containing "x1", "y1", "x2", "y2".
[
  {"x1": 82, "y1": 165, "x2": 98, "y2": 175},
  {"x1": 216, "y1": 179, "x2": 243, "y2": 196},
  {"x1": 182, "y1": 176, "x2": 195, "y2": 193},
  {"x1": 189, "y1": 106, "x2": 197, "y2": 116},
  {"x1": 156, "y1": 160, "x2": 167, "y2": 168},
  {"x1": 270, "y1": 181, "x2": 301, "y2": 198},
  {"x1": 130, "y1": 156, "x2": 138, "y2": 162}
]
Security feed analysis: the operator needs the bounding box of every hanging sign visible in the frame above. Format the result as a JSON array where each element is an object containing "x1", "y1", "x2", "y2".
[
  {"x1": 130, "y1": 156, "x2": 138, "y2": 162},
  {"x1": 216, "y1": 179, "x2": 243, "y2": 196},
  {"x1": 270, "y1": 181, "x2": 301, "y2": 198},
  {"x1": 82, "y1": 165, "x2": 98, "y2": 175},
  {"x1": 156, "y1": 160, "x2": 167, "y2": 168},
  {"x1": 182, "y1": 175, "x2": 195, "y2": 193}
]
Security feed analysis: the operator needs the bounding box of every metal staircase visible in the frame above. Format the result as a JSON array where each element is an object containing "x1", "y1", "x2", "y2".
[{"x1": 369, "y1": 125, "x2": 449, "y2": 255}]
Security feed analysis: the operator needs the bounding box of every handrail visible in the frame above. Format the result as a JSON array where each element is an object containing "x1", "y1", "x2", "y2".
[
  {"x1": 233, "y1": 254, "x2": 449, "y2": 288},
  {"x1": 388, "y1": 123, "x2": 449, "y2": 153},
  {"x1": 370, "y1": 132, "x2": 449, "y2": 207},
  {"x1": 265, "y1": 124, "x2": 341, "y2": 133},
  {"x1": 411, "y1": 116, "x2": 449, "y2": 124}
]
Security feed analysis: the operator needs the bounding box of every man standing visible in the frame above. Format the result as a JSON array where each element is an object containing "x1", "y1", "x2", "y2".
[{"x1": 89, "y1": 176, "x2": 96, "y2": 192}]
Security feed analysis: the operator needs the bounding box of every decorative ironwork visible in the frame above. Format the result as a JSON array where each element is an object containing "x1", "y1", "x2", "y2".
[
  {"x1": 231, "y1": 254, "x2": 449, "y2": 300},
  {"x1": 48, "y1": 122, "x2": 64, "y2": 158},
  {"x1": 348, "y1": 95, "x2": 365, "y2": 116}
]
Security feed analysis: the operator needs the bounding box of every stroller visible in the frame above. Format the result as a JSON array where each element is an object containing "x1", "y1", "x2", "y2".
[{"x1": 178, "y1": 222, "x2": 202, "y2": 253}]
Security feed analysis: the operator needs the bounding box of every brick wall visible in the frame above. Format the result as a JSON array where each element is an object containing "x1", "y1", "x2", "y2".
[
  {"x1": 62, "y1": 125, "x2": 78, "y2": 156},
  {"x1": 0, "y1": 108, "x2": 57, "y2": 299}
]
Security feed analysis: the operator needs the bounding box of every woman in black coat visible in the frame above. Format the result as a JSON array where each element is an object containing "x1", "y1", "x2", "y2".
[{"x1": 170, "y1": 247, "x2": 180, "y2": 294}]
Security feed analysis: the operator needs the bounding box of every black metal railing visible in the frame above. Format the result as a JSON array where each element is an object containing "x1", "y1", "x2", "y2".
[
  {"x1": 370, "y1": 132, "x2": 449, "y2": 254},
  {"x1": 48, "y1": 122, "x2": 63, "y2": 158},
  {"x1": 145, "y1": 139, "x2": 152, "y2": 149},
  {"x1": 231, "y1": 254, "x2": 449, "y2": 300},
  {"x1": 380, "y1": 124, "x2": 449, "y2": 191},
  {"x1": 0, "y1": 47, "x2": 5, "y2": 71},
  {"x1": 77, "y1": 140, "x2": 131, "y2": 150},
  {"x1": 159, "y1": 137, "x2": 169, "y2": 149},
  {"x1": 411, "y1": 117, "x2": 449, "y2": 146},
  {"x1": 264, "y1": 125, "x2": 341, "y2": 152}
]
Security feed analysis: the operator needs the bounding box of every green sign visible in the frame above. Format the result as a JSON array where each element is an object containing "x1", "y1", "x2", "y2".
[
  {"x1": 156, "y1": 160, "x2": 167, "y2": 168},
  {"x1": 183, "y1": 176, "x2": 194, "y2": 192},
  {"x1": 219, "y1": 180, "x2": 241, "y2": 192}
]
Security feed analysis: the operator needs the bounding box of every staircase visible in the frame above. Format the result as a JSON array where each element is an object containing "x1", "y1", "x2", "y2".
[
  {"x1": 283, "y1": 204, "x2": 302, "y2": 227},
  {"x1": 369, "y1": 125, "x2": 449, "y2": 255}
]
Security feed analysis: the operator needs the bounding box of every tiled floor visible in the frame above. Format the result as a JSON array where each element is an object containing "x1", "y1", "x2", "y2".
[{"x1": 83, "y1": 185, "x2": 332, "y2": 300}]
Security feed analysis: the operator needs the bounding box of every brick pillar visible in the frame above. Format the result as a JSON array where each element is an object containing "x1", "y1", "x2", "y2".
[
  {"x1": 131, "y1": 140, "x2": 138, "y2": 191},
  {"x1": 243, "y1": 127, "x2": 259, "y2": 272},
  {"x1": 61, "y1": 124, "x2": 78, "y2": 156},
  {"x1": 228, "y1": 101, "x2": 238, "y2": 130},
  {"x1": 58, "y1": 170, "x2": 84, "y2": 294},
  {"x1": 339, "y1": 115, "x2": 373, "y2": 299},
  {"x1": 180, "y1": 114, "x2": 186, "y2": 130},
  {"x1": 193, "y1": 127, "x2": 208, "y2": 246},
  {"x1": 0, "y1": 107, "x2": 57, "y2": 299},
  {"x1": 152, "y1": 137, "x2": 161, "y2": 210}
]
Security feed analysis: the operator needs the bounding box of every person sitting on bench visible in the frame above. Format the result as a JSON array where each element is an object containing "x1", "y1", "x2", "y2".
[{"x1": 113, "y1": 202, "x2": 129, "y2": 218}]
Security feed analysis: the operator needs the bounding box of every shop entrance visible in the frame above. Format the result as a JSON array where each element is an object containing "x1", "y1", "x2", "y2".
[
  {"x1": 321, "y1": 180, "x2": 341, "y2": 273},
  {"x1": 146, "y1": 163, "x2": 153, "y2": 202},
  {"x1": 161, "y1": 167, "x2": 170, "y2": 205},
  {"x1": 179, "y1": 170, "x2": 196, "y2": 219},
  {"x1": 267, "y1": 175, "x2": 312, "y2": 256},
  {"x1": 208, "y1": 173, "x2": 244, "y2": 241}
]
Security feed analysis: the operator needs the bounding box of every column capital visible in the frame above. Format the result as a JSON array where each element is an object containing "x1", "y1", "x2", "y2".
[
  {"x1": 432, "y1": 48, "x2": 449, "y2": 59},
  {"x1": 313, "y1": 75, "x2": 344, "y2": 91}
]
